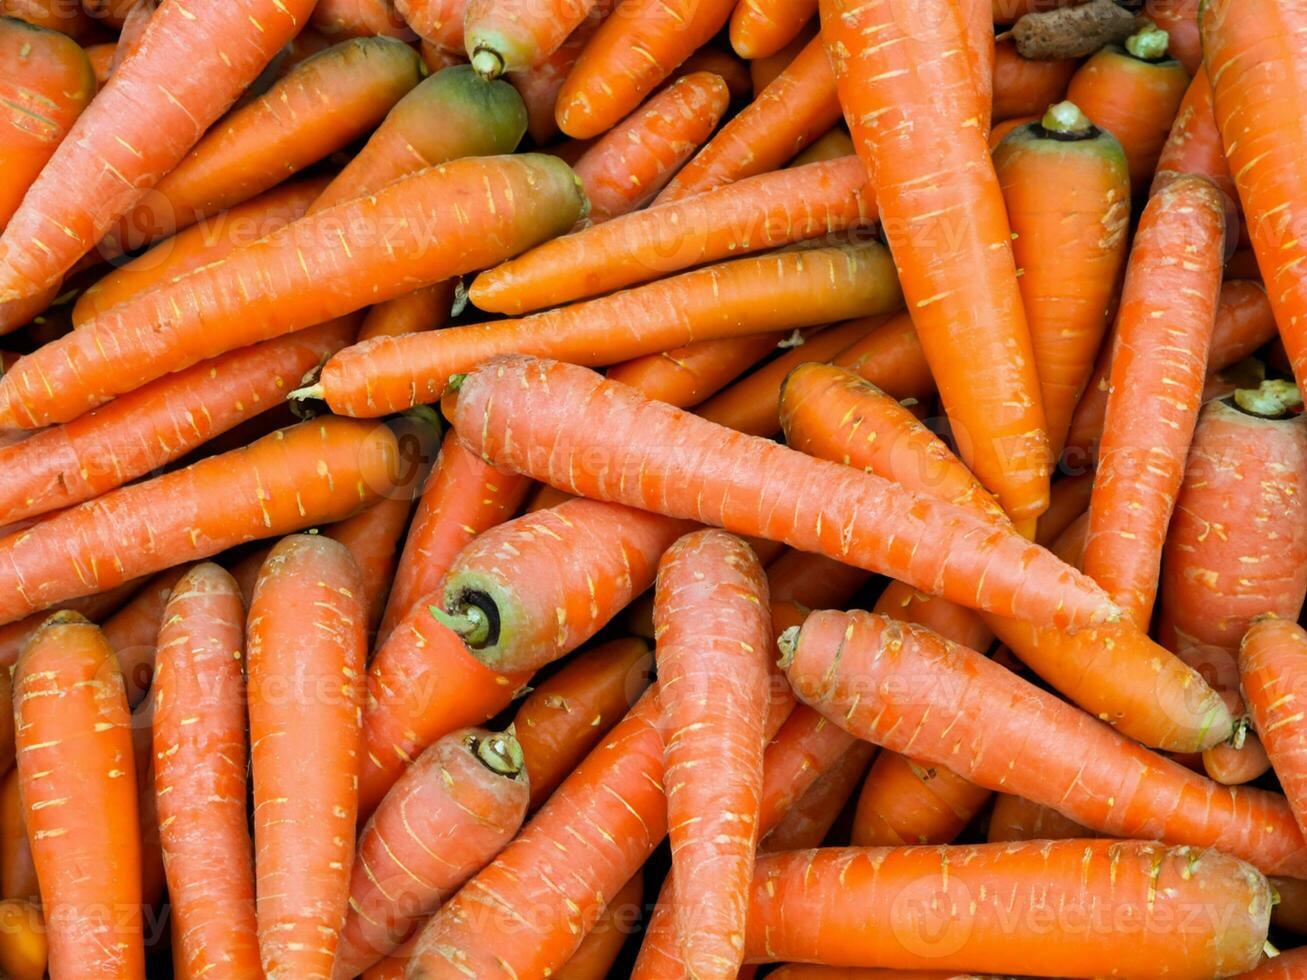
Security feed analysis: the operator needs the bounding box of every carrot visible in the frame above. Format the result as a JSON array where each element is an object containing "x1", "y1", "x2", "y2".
[
  {"x1": 333, "y1": 727, "x2": 529, "y2": 977},
  {"x1": 325, "y1": 496, "x2": 415, "y2": 633},
  {"x1": 1239, "y1": 619, "x2": 1307, "y2": 837},
  {"x1": 744, "y1": 841, "x2": 1269, "y2": 975},
  {"x1": 1082, "y1": 175, "x2": 1225, "y2": 626},
  {"x1": 0, "y1": 155, "x2": 582, "y2": 428},
  {"x1": 0, "y1": 580, "x2": 141, "y2": 670},
  {"x1": 749, "y1": 19, "x2": 815, "y2": 92},
  {"x1": 0, "y1": 317, "x2": 355, "y2": 527},
  {"x1": 84, "y1": 40, "x2": 114, "y2": 85},
  {"x1": 310, "y1": 241, "x2": 902, "y2": 417},
  {"x1": 729, "y1": 0, "x2": 813, "y2": 59},
  {"x1": 0, "y1": 669, "x2": 11, "y2": 776},
  {"x1": 759, "y1": 742, "x2": 876, "y2": 852},
  {"x1": 248, "y1": 535, "x2": 366, "y2": 979},
  {"x1": 0, "y1": 899, "x2": 46, "y2": 980},
  {"x1": 514, "y1": 637, "x2": 654, "y2": 811},
  {"x1": 471, "y1": 155, "x2": 876, "y2": 314},
  {"x1": 789, "y1": 127, "x2": 854, "y2": 166},
  {"x1": 1145, "y1": 0, "x2": 1199, "y2": 74},
  {"x1": 102, "y1": 37, "x2": 422, "y2": 256},
  {"x1": 766, "y1": 970, "x2": 1009, "y2": 980},
  {"x1": 1151, "y1": 65, "x2": 1236, "y2": 207},
  {"x1": 394, "y1": 0, "x2": 465, "y2": 54},
  {"x1": 1237, "y1": 948, "x2": 1307, "y2": 979},
  {"x1": 13, "y1": 613, "x2": 143, "y2": 977},
  {"x1": 0, "y1": 17, "x2": 94, "y2": 230},
  {"x1": 1035, "y1": 472, "x2": 1093, "y2": 546},
  {"x1": 358, "y1": 281, "x2": 456, "y2": 342},
  {"x1": 464, "y1": 0, "x2": 595, "y2": 78},
  {"x1": 435, "y1": 498, "x2": 692, "y2": 673},
  {"x1": 73, "y1": 176, "x2": 328, "y2": 324},
  {"x1": 959, "y1": 0, "x2": 995, "y2": 126},
  {"x1": 310, "y1": 0, "x2": 410, "y2": 38},
  {"x1": 850, "y1": 749, "x2": 991, "y2": 848},
  {"x1": 555, "y1": 870, "x2": 643, "y2": 980},
  {"x1": 572, "y1": 72, "x2": 730, "y2": 223},
  {"x1": 991, "y1": 37, "x2": 1077, "y2": 123},
  {"x1": 780, "y1": 608, "x2": 1306, "y2": 877},
  {"x1": 0, "y1": 0, "x2": 318, "y2": 302},
  {"x1": 823, "y1": 0, "x2": 1050, "y2": 527},
  {"x1": 107, "y1": 0, "x2": 154, "y2": 74},
  {"x1": 151, "y1": 563, "x2": 259, "y2": 979},
  {"x1": 0, "y1": 769, "x2": 36, "y2": 902},
  {"x1": 830, "y1": 310, "x2": 935, "y2": 393},
  {"x1": 606, "y1": 332, "x2": 789, "y2": 409},
  {"x1": 128, "y1": 693, "x2": 166, "y2": 925},
  {"x1": 101, "y1": 564, "x2": 189, "y2": 707},
  {"x1": 310, "y1": 64, "x2": 528, "y2": 213},
  {"x1": 654, "y1": 36, "x2": 839, "y2": 204},
  {"x1": 675, "y1": 45, "x2": 750, "y2": 98},
  {"x1": 1, "y1": 0, "x2": 95, "y2": 37},
  {"x1": 987, "y1": 792, "x2": 1098, "y2": 842},
  {"x1": 1204, "y1": 736, "x2": 1273, "y2": 788}
]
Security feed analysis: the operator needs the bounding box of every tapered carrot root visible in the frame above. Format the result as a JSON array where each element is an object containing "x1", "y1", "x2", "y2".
[
  {"x1": 152, "y1": 563, "x2": 259, "y2": 979},
  {"x1": 358, "y1": 282, "x2": 456, "y2": 342},
  {"x1": 743, "y1": 841, "x2": 1270, "y2": 977},
  {"x1": 555, "y1": 871, "x2": 643, "y2": 980},
  {"x1": 325, "y1": 495, "x2": 416, "y2": 632},
  {"x1": 13, "y1": 613, "x2": 144, "y2": 978},
  {"x1": 1240, "y1": 619, "x2": 1307, "y2": 837},
  {"x1": 0, "y1": 417, "x2": 398, "y2": 625},
  {"x1": 987, "y1": 793, "x2": 1098, "y2": 842},
  {"x1": 781, "y1": 609, "x2": 1306, "y2": 877},
  {"x1": 0, "y1": 898, "x2": 46, "y2": 980},
  {"x1": 438, "y1": 498, "x2": 691, "y2": 673},
  {"x1": 333, "y1": 728, "x2": 529, "y2": 978},
  {"x1": 730, "y1": 0, "x2": 813, "y2": 58},
  {"x1": 248, "y1": 535, "x2": 366, "y2": 979}
]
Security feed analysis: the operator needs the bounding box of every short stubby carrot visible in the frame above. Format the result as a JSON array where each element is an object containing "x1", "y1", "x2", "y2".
[
  {"x1": 572, "y1": 72, "x2": 730, "y2": 223},
  {"x1": 743, "y1": 841, "x2": 1270, "y2": 977},
  {"x1": 437, "y1": 498, "x2": 692, "y2": 674},
  {"x1": 464, "y1": 0, "x2": 596, "y2": 78},
  {"x1": 655, "y1": 530, "x2": 771, "y2": 980},
  {"x1": 822, "y1": 0, "x2": 1051, "y2": 526},
  {"x1": 333, "y1": 728, "x2": 529, "y2": 978},
  {"x1": 152, "y1": 563, "x2": 259, "y2": 979},
  {"x1": 993, "y1": 104, "x2": 1131, "y2": 458},
  {"x1": 1240, "y1": 618, "x2": 1307, "y2": 838},
  {"x1": 1082, "y1": 175, "x2": 1226, "y2": 627},
  {"x1": 247, "y1": 535, "x2": 366, "y2": 979},
  {"x1": 312, "y1": 240, "x2": 902, "y2": 416},
  {"x1": 0, "y1": 0, "x2": 319, "y2": 303},
  {"x1": 0, "y1": 154, "x2": 583, "y2": 429},
  {"x1": 0, "y1": 417, "x2": 397, "y2": 624},
  {"x1": 13, "y1": 613, "x2": 144, "y2": 978},
  {"x1": 780, "y1": 609, "x2": 1307, "y2": 877},
  {"x1": 470, "y1": 156, "x2": 877, "y2": 315},
  {"x1": 991, "y1": 38, "x2": 1077, "y2": 123},
  {"x1": 453, "y1": 356, "x2": 1118, "y2": 631}
]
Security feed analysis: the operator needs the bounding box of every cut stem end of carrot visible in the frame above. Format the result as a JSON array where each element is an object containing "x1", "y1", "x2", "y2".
[
  {"x1": 1125, "y1": 23, "x2": 1170, "y2": 62},
  {"x1": 429, "y1": 600, "x2": 494, "y2": 648},
  {"x1": 776, "y1": 626, "x2": 800, "y2": 669},
  {"x1": 1040, "y1": 101, "x2": 1095, "y2": 140},
  {"x1": 468, "y1": 730, "x2": 526, "y2": 778},
  {"x1": 1233, "y1": 379, "x2": 1303, "y2": 419},
  {"x1": 289, "y1": 382, "x2": 326, "y2": 402},
  {"x1": 471, "y1": 48, "x2": 505, "y2": 81}
]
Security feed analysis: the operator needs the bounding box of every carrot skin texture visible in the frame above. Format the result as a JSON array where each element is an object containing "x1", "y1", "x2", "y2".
[
  {"x1": 987, "y1": 792, "x2": 1098, "y2": 842},
  {"x1": 554, "y1": 870, "x2": 643, "y2": 980},
  {"x1": 823, "y1": 0, "x2": 1051, "y2": 523},
  {"x1": 248, "y1": 535, "x2": 366, "y2": 979},
  {"x1": 743, "y1": 841, "x2": 1270, "y2": 977},
  {"x1": 1241, "y1": 619, "x2": 1307, "y2": 838},
  {"x1": 0, "y1": 0, "x2": 318, "y2": 301},
  {"x1": 13, "y1": 614, "x2": 144, "y2": 978},
  {"x1": 759, "y1": 741, "x2": 876, "y2": 854},
  {"x1": 309, "y1": 0, "x2": 410, "y2": 38},
  {"x1": 606, "y1": 332, "x2": 789, "y2": 410},
  {"x1": 152, "y1": 564, "x2": 259, "y2": 979},
  {"x1": 0, "y1": 581, "x2": 141, "y2": 670},
  {"x1": 394, "y1": 0, "x2": 465, "y2": 53},
  {"x1": 333, "y1": 728, "x2": 529, "y2": 977},
  {"x1": 729, "y1": 0, "x2": 814, "y2": 59},
  {"x1": 1145, "y1": 0, "x2": 1200, "y2": 74},
  {"x1": 0, "y1": 154, "x2": 583, "y2": 428},
  {"x1": 782, "y1": 609, "x2": 1307, "y2": 877},
  {"x1": 1151, "y1": 66, "x2": 1236, "y2": 204},
  {"x1": 0, "y1": 417, "x2": 398, "y2": 624},
  {"x1": 851, "y1": 749, "x2": 991, "y2": 848},
  {"x1": 357, "y1": 282, "x2": 456, "y2": 342},
  {"x1": 103, "y1": 564, "x2": 191, "y2": 707}
]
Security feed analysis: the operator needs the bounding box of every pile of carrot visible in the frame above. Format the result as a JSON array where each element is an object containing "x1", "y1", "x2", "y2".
[{"x1": 1, "y1": 0, "x2": 1306, "y2": 977}]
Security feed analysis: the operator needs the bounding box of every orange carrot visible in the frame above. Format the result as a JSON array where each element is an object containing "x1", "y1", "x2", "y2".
[
  {"x1": 0, "y1": 899, "x2": 46, "y2": 980},
  {"x1": 394, "y1": 0, "x2": 465, "y2": 54},
  {"x1": 325, "y1": 496, "x2": 415, "y2": 633},
  {"x1": 309, "y1": 0, "x2": 410, "y2": 38},
  {"x1": 464, "y1": 0, "x2": 596, "y2": 78},
  {"x1": 766, "y1": 970, "x2": 1010, "y2": 980},
  {"x1": 248, "y1": 535, "x2": 366, "y2": 978},
  {"x1": 823, "y1": 0, "x2": 1050, "y2": 526},
  {"x1": 555, "y1": 871, "x2": 644, "y2": 980},
  {"x1": 311, "y1": 241, "x2": 902, "y2": 416},
  {"x1": 851, "y1": 749, "x2": 991, "y2": 848},
  {"x1": 357, "y1": 282, "x2": 456, "y2": 342},
  {"x1": 0, "y1": 670, "x2": 9, "y2": 775},
  {"x1": 606, "y1": 332, "x2": 789, "y2": 409},
  {"x1": 1151, "y1": 66, "x2": 1236, "y2": 206},
  {"x1": 0, "y1": 17, "x2": 94, "y2": 230},
  {"x1": 1082, "y1": 175, "x2": 1225, "y2": 626},
  {"x1": 333, "y1": 728, "x2": 529, "y2": 978},
  {"x1": 1, "y1": 0, "x2": 95, "y2": 36},
  {"x1": 0, "y1": 154, "x2": 582, "y2": 428},
  {"x1": 106, "y1": 0, "x2": 154, "y2": 74},
  {"x1": 1145, "y1": 0, "x2": 1199, "y2": 74},
  {"x1": 987, "y1": 792, "x2": 1098, "y2": 842},
  {"x1": 749, "y1": 19, "x2": 814, "y2": 92},
  {"x1": 0, "y1": 0, "x2": 318, "y2": 302},
  {"x1": 991, "y1": 37, "x2": 1077, "y2": 123},
  {"x1": 471, "y1": 155, "x2": 876, "y2": 315},
  {"x1": 514, "y1": 637, "x2": 654, "y2": 811},
  {"x1": 152, "y1": 563, "x2": 260, "y2": 978},
  {"x1": 729, "y1": 0, "x2": 813, "y2": 59},
  {"x1": 572, "y1": 72, "x2": 730, "y2": 222},
  {"x1": 0, "y1": 769, "x2": 36, "y2": 902},
  {"x1": 13, "y1": 613, "x2": 143, "y2": 977},
  {"x1": 758, "y1": 741, "x2": 876, "y2": 853},
  {"x1": 743, "y1": 841, "x2": 1269, "y2": 975},
  {"x1": 0, "y1": 580, "x2": 141, "y2": 669},
  {"x1": 673, "y1": 46, "x2": 750, "y2": 98},
  {"x1": 102, "y1": 564, "x2": 189, "y2": 707},
  {"x1": 1240, "y1": 618, "x2": 1307, "y2": 838},
  {"x1": 1205, "y1": 737, "x2": 1273, "y2": 788},
  {"x1": 1237, "y1": 948, "x2": 1307, "y2": 979}
]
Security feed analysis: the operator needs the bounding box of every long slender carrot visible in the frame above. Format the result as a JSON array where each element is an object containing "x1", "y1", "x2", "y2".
[
  {"x1": 993, "y1": 103, "x2": 1131, "y2": 458},
  {"x1": 0, "y1": 155, "x2": 582, "y2": 429},
  {"x1": 744, "y1": 841, "x2": 1269, "y2": 975},
  {"x1": 0, "y1": 899, "x2": 46, "y2": 980},
  {"x1": 0, "y1": 317, "x2": 355, "y2": 526},
  {"x1": 151, "y1": 563, "x2": 259, "y2": 979},
  {"x1": 991, "y1": 38, "x2": 1077, "y2": 123},
  {"x1": 464, "y1": 0, "x2": 595, "y2": 78},
  {"x1": 1151, "y1": 65, "x2": 1236, "y2": 206},
  {"x1": 555, "y1": 870, "x2": 643, "y2": 980},
  {"x1": 654, "y1": 36, "x2": 839, "y2": 204},
  {"x1": 394, "y1": 0, "x2": 465, "y2": 53},
  {"x1": 311, "y1": 241, "x2": 902, "y2": 416},
  {"x1": 572, "y1": 72, "x2": 730, "y2": 223},
  {"x1": 471, "y1": 156, "x2": 876, "y2": 314},
  {"x1": 0, "y1": 0, "x2": 318, "y2": 302},
  {"x1": 357, "y1": 282, "x2": 456, "y2": 342},
  {"x1": 823, "y1": 0, "x2": 1050, "y2": 527},
  {"x1": 0, "y1": 768, "x2": 36, "y2": 902},
  {"x1": 0, "y1": 17, "x2": 94, "y2": 230},
  {"x1": 759, "y1": 742, "x2": 876, "y2": 853},
  {"x1": 309, "y1": 0, "x2": 409, "y2": 38},
  {"x1": 333, "y1": 727, "x2": 529, "y2": 978},
  {"x1": 781, "y1": 608, "x2": 1307, "y2": 877},
  {"x1": 248, "y1": 535, "x2": 365, "y2": 979},
  {"x1": 13, "y1": 612, "x2": 143, "y2": 977},
  {"x1": 606, "y1": 332, "x2": 789, "y2": 409},
  {"x1": 514, "y1": 637, "x2": 654, "y2": 811},
  {"x1": 1082, "y1": 175, "x2": 1225, "y2": 627}
]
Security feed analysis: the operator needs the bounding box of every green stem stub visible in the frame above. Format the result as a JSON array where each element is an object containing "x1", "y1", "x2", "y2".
[
  {"x1": 1234, "y1": 378, "x2": 1304, "y2": 419},
  {"x1": 1125, "y1": 22, "x2": 1170, "y2": 61},
  {"x1": 471, "y1": 47, "x2": 505, "y2": 81},
  {"x1": 1039, "y1": 101, "x2": 1097, "y2": 140},
  {"x1": 468, "y1": 730, "x2": 526, "y2": 778},
  {"x1": 430, "y1": 591, "x2": 500, "y2": 649},
  {"x1": 776, "y1": 625, "x2": 801, "y2": 670}
]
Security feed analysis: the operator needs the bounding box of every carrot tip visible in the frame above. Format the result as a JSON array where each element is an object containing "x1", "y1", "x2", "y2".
[
  {"x1": 470, "y1": 48, "x2": 505, "y2": 81},
  {"x1": 289, "y1": 383, "x2": 325, "y2": 402}
]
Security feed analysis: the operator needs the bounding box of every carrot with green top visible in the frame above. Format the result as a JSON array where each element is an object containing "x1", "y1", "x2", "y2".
[
  {"x1": 152, "y1": 563, "x2": 260, "y2": 979},
  {"x1": 14, "y1": 613, "x2": 143, "y2": 978},
  {"x1": 0, "y1": 154, "x2": 583, "y2": 429},
  {"x1": 248, "y1": 535, "x2": 366, "y2": 979},
  {"x1": 464, "y1": 0, "x2": 596, "y2": 78},
  {"x1": 573, "y1": 72, "x2": 730, "y2": 223},
  {"x1": 308, "y1": 241, "x2": 901, "y2": 417},
  {"x1": 993, "y1": 102, "x2": 1131, "y2": 459},
  {"x1": 823, "y1": 0, "x2": 1050, "y2": 529},
  {"x1": 333, "y1": 728, "x2": 529, "y2": 978},
  {"x1": 729, "y1": 0, "x2": 814, "y2": 59},
  {"x1": 991, "y1": 38, "x2": 1077, "y2": 123}
]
